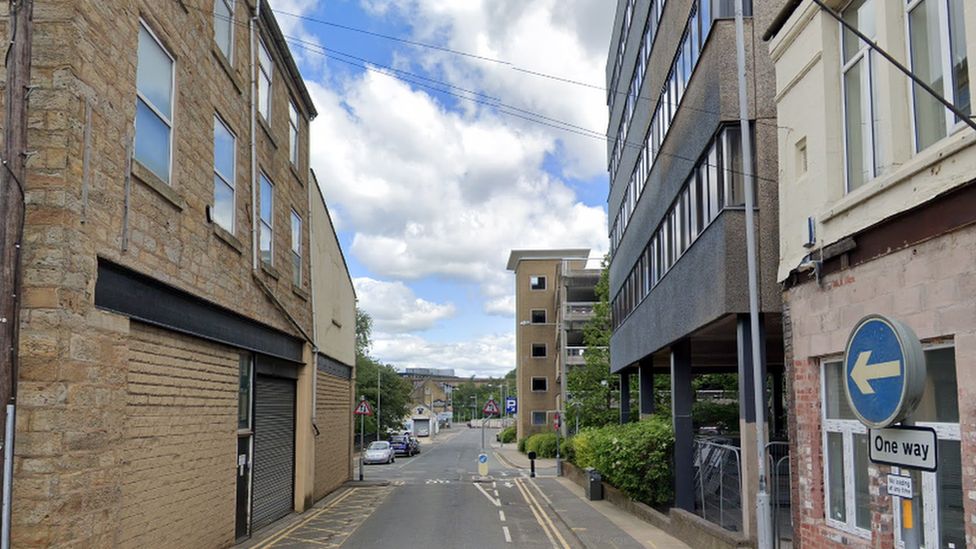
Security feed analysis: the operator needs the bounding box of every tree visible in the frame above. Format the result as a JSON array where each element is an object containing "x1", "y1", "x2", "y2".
[
  {"x1": 353, "y1": 308, "x2": 410, "y2": 438},
  {"x1": 567, "y1": 256, "x2": 620, "y2": 430}
]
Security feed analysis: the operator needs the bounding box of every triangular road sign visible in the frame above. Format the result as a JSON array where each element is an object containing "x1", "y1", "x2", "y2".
[
  {"x1": 354, "y1": 399, "x2": 373, "y2": 416},
  {"x1": 483, "y1": 399, "x2": 499, "y2": 416}
]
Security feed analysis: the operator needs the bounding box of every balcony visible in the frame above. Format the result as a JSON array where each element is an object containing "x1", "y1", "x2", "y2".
[
  {"x1": 565, "y1": 346, "x2": 587, "y2": 365},
  {"x1": 563, "y1": 302, "x2": 596, "y2": 322}
]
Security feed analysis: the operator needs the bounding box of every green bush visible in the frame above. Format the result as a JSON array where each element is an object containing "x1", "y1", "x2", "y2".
[
  {"x1": 522, "y1": 432, "x2": 571, "y2": 458},
  {"x1": 692, "y1": 400, "x2": 740, "y2": 434},
  {"x1": 517, "y1": 437, "x2": 527, "y2": 453},
  {"x1": 568, "y1": 416, "x2": 674, "y2": 508},
  {"x1": 499, "y1": 426, "x2": 517, "y2": 443}
]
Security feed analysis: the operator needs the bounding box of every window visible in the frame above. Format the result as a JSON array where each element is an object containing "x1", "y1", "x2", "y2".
[
  {"x1": 531, "y1": 411, "x2": 547, "y2": 425},
  {"x1": 134, "y1": 23, "x2": 174, "y2": 183},
  {"x1": 259, "y1": 174, "x2": 273, "y2": 265},
  {"x1": 907, "y1": 0, "x2": 970, "y2": 152},
  {"x1": 213, "y1": 115, "x2": 235, "y2": 231},
  {"x1": 841, "y1": 0, "x2": 880, "y2": 192},
  {"x1": 531, "y1": 344, "x2": 546, "y2": 358},
  {"x1": 238, "y1": 354, "x2": 251, "y2": 430},
  {"x1": 288, "y1": 101, "x2": 299, "y2": 166},
  {"x1": 530, "y1": 310, "x2": 546, "y2": 324},
  {"x1": 214, "y1": 0, "x2": 234, "y2": 60},
  {"x1": 531, "y1": 378, "x2": 548, "y2": 392},
  {"x1": 822, "y1": 347, "x2": 962, "y2": 545},
  {"x1": 530, "y1": 276, "x2": 546, "y2": 291},
  {"x1": 290, "y1": 210, "x2": 302, "y2": 286},
  {"x1": 257, "y1": 38, "x2": 272, "y2": 122}
]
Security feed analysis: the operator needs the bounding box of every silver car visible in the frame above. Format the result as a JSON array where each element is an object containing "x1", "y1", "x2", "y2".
[{"x1": 363, "y1": 441, "x2": 395, "y2": 464}]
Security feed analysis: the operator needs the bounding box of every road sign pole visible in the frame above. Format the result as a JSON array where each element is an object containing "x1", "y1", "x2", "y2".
[{"x1": 359, "y1": 411, "x2": 364, "y2": 481}]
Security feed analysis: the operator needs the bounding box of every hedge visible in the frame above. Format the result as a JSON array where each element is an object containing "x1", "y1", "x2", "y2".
[
  {"x1": 569, "y1": 416, "x2": 674, "y2": 508},
  {"x1": 498, "y1": 426, "x2": 517, "y2": 443},
  {"x1": 520, "y1": 432, "x2": 571, "y2": 458}
]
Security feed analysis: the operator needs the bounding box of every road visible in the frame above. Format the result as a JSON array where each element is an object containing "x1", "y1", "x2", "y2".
[
  {"x1": 343, "y1": 427, "x2": 574, "y2": 548},
  {"x1": 254, "y1": 426, "x2": 584, "y2": 549}
]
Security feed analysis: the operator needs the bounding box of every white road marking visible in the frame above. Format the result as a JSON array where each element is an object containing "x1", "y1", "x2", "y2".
[
  {"x1": 504, "y1": 481, "x2": 514, "y2": 488},
  {"x1": 474, "y1": 482, "x2": 501, "y2": 507},
  {"x1": 502, "y1": 526, "x2": 512, "y2": 543},
  {"x1": 499, "y1": 510, "x2": 506, "y2": 522},
  {"x1": 493, "y1": 489, "x2": 499, "y2": 497},
  {"x1": 493, "y1": 481, "x2": 497, "y2": 488}
]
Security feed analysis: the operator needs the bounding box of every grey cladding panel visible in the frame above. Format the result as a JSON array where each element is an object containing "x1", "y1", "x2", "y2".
[{"x1": 317, "y1": 353, "x2": 352, "y2": 379}]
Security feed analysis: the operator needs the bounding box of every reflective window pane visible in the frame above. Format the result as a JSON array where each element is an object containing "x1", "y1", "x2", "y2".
[
  {"x1": 134, "y1": 99, "x2": 171, "y2": 182},
  {"x1": 137, "y1": 26, "x2": 173, "y2": 120},
  {"x1": 259, "y1": 176, "x2": 273, "y2": 223},
  {"x1": 938, "y1": 440, "x2": 965, "y2": 549},
  {"x1": 842, "y1": 0, "x2": 874, "y2": 63},
  {"x1": 914, "y1": 347, "x2": 958, "y2": 423},
  {"x1": 844, "y1": 58, "x2": 870, "y2": 190},
  {"x1": 824, "y1": 362, "x2": 856, "y2": 420},
  {"x1": 827, "y1": 432, "x2": 846, "y2": 522},
  {"x1": 948, "y1": 0, "x2": 970, "y2": 120},
  {"x1": 853, "y1": 433, "x2": 870, "y2": 529},
  {"x1": 214, "y1": 117, "x2": 235, "y2": 180},
  {"x1": 260, "y1": 221, "x2": 273, "y2": 265},
  {"x1": 909, "y1": 0, "x2": 947, "y2": 150},
  {"x1": 214, "y1": 0, "x2": 233, "y2": 59},
  {"x1": 213, "y1": 176, "x2": 234, "y2": 230}
]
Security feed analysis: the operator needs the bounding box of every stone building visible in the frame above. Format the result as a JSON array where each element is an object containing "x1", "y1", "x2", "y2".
[
  {"x1": 7, "y1": 0, "x2": 355, "y2": 546},
  {"x1": 765, "y1": 0, "x2": 974, "y2": 546},
  {"x1": 506, "y1": 250, "x2": 599, "y2": 440},
  {"x1": 604, "y1": 0, "x2": 784, "y2": 544}
]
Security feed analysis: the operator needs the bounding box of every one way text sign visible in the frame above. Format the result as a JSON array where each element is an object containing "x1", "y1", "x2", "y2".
[{"x1": 869, "y1": 426, "x2": 937, "y2": 472}]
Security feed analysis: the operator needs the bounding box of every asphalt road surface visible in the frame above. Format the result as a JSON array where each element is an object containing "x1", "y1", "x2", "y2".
[{"x1": 341, "y1": 427, "x2": 578, "y2": 549}]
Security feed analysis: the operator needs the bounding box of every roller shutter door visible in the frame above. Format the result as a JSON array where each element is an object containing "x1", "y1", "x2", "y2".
[{"x1": 251, "y1": 375, "x2": 296, "y2": 532}]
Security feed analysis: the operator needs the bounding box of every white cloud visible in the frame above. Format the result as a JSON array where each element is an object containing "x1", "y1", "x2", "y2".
[
  {"x1": 353, "y1": 277, "x2": 456, "y2": 333},
  {"x1": 372, "y1": 332, "x2": 515, "y2": 378},
  {"x1": 483, "y1": 295, "x2": 515, "y2": 317}
]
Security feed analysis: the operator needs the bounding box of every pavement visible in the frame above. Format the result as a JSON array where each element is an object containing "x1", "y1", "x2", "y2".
[{"x1": 244, "y1": 427, "x2": 689, "y2": 549}]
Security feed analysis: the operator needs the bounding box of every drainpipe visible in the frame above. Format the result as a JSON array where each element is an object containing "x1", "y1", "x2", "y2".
[{"x1": 249, "y1": 0, "x2": 261, "y2": 272}]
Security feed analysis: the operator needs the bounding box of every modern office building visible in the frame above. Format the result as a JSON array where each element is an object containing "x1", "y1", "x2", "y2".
[
  {"x1": 507, "y1": 250, "x2": 599, "y2": 440},
  {"x1": 765, "y1": 1, "x2": 973, "y2": 546},
  {"x1": 7, "y1": 1, "x2": 356, "y2": 546},
  {"x1": 605, "y1": 0, "x2": 784, "y2": 543}
]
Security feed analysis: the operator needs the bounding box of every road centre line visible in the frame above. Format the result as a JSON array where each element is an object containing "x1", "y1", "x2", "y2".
[
  {"x1": 499, "y1": 510, "x2": 506, "y2": 522},
  {"x1": 474, "y1": 481, "x2": 502, "y2": 507},
  {"x1": 503, "y1": 526, "x2": 512, "y2": 543},
  {"x1": 254, "y1": 488, "x2": 356, "y2": 548}
]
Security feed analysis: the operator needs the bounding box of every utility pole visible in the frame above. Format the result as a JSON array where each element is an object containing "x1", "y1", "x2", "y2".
[
  {"x1": 734, "y1": 1, "x2": 771, "y2": 547},
  {"x1": 0, "y1": 2, "x2": 33, "y2": 546},
  {"x1": 376, "y1": 369, "x2": 381, "y2": 441}
]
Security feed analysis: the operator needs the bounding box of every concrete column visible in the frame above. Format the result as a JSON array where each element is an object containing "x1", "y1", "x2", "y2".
[
  {"x1": 671, "y1": 340, "x2": 694, "y2": 512},
  {"x1": 619, "y1": 371, "x2": 631, "y2": 424},
  {"x1": 639, "y1": 357, "x2": 655, "y2": 417},
  {"x1": 736, "y1": 313, "x2": 768, "y2": 538},
  {"x1": 294, "y1": 343, "x2": 316, "y2": 512}
]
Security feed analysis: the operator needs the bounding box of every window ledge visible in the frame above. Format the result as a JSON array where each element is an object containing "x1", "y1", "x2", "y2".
[
  {"x1": 132, "y1": 160, "x2": 186, "y2": 211},
  {"x1": 260, "y1": 261, "x2": 280, "y2": 280},
  {"x1": 289, "y1": 163, "x2": 305, "y2": 186},
  {"x1": 821, "y1": 129, "x2": 975, "y2": 224},
  {"x1": 258, "y1": 116, "x2": 278, "y2": 149},
  {"x1": 212, "y1": 46, "x2": 243, "y2": 95},
  {"x1": 214, "y1": 224, "x2": 243, "y2": 254},
  {"x1": 292, "y1": 284, "x2": 309, "y2": 301}
]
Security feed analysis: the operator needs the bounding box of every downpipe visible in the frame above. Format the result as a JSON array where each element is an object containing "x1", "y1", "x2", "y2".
[{"x1": 1, "y1": 403, "x2": 15, "y2": 549}]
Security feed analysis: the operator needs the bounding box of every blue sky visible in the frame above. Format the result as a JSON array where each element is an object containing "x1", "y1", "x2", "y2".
[{"x1": 270, "y1": 0, "x2": 613, "y2": 376}]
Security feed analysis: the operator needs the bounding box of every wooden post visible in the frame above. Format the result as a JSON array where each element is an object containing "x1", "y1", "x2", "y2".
[{"x1": 0, "y1": 0, "x2": 34, "y2": 449}]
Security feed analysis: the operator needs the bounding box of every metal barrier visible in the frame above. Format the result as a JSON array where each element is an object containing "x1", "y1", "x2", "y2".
[
  {"x1": 694, "y1": 438, "x2": 743, "y2": 532},
  {"x1": 766, "y1": 441, "x2": 793, "y2": 549}
]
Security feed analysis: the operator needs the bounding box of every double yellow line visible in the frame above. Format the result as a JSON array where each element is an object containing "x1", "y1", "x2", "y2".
[
  {"x1": 514, "y1": 478, "x2": 571, "y2": 549},
  {"x1": 252, "y1": 488, "x2": 356, "y2": 548}
]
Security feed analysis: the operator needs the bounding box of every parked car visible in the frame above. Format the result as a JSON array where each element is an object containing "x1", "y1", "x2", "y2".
[
  {"x1": 408, "y1": 436, "x2": 421, "y2": 455},
  {"x1": 363, "y1": 441, "x2": 395, "y2": 464},
  {"x1": 390, "y1": 435, "x2": 412, "y2": 456}
]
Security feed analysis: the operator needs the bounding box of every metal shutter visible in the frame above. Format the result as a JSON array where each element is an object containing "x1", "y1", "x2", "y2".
[{"x1": 251, "y1": 375, "x2": 296, "y2": 532}]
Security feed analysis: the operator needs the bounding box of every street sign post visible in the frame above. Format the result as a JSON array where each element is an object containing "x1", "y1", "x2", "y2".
[
  {"x1": 843, "y1": 315, "x2": 925, "y2": 429},
  {"x1": 869, "y1": 426, "x2": 937, "y2": 472},
  {"x1": 354, "y1": 397, "x2": 373, "y2": 481},
  {"x1": 505, "y1": 397, "x2": 517, "y2": 415},
  {"x1": 844, "y1": 314, "x2": 928, "y2": 549},
  {"x1": 478, "y1": 453, "x2": 489, "y2": 477}
]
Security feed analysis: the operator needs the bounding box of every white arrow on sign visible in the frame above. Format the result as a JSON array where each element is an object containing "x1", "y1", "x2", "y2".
[{"x1": 851, "y1": 351, "x2": 901, "y2": 395}]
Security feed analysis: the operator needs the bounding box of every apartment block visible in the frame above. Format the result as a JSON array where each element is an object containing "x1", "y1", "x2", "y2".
[
  {"x1": 507, "y1": 250, "x2": 599, "y2": 440},
  {"x1": 605, "y1": 0, "x2": 784, "y2": 544},
  {"x1": 6, "y1": 1, "x2": 355, "y2": 546},
  {"x1": 766, "y1": 1, "x2": 974, "y2": 546}
]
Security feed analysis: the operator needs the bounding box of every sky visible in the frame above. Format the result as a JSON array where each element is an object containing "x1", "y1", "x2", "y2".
[{"x1": 268, "y1": 0, "x2": 614, "y2": 377}]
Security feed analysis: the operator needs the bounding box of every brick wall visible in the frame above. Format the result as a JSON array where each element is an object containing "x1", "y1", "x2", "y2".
[
  {"x1": 119, "y1": 323, "x2": 238, "y2": 548},
  {"x1": 785, "y1": 224, "x2": 976, "y2": 548},
  {"x1": 314, "y1": 370, "x2": 353, "y2": 500}
]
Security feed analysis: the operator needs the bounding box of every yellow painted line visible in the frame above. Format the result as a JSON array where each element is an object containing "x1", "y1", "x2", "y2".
[
  {"x1": 518, "y1": 478, "x2": 571, "y2": 549},
  {"x1": 254, "y1": 488, "x2": 356, "y2": 549},
  {"x1": 515, "y1": 479, "x2": 558, "y2": 548}
]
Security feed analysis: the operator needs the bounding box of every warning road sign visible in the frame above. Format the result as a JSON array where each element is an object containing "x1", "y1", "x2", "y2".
[
  {"x1": 354, "y1": 399, "x2": 373, "y2": 416},
  {"x1": 483, "y1": 399, "x2": 499, "y2": 416}
]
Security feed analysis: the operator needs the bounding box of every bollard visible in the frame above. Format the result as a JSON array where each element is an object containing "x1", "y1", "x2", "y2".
[{"x1": 528, "y1": 451, "x2": 537, "y2": 478}]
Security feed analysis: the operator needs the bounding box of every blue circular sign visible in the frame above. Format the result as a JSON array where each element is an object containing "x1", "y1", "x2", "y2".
[
  {"x1": 844, "y1": 315, "x2": 925, "y2": 428},
  {"x1": 478, "y1": 454, "x2": 488, "y2": 464}
]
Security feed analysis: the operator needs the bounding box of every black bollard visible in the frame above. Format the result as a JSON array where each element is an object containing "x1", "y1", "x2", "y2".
[{"x1": 528, "y1": 451, "x2": 537, "y2": 478}]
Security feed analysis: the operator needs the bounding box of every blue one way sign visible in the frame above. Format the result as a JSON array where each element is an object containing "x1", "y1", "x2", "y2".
[{"x1": 844, "y1": 315, "x2": 925, "y2": 429}]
